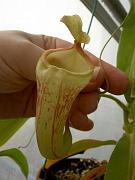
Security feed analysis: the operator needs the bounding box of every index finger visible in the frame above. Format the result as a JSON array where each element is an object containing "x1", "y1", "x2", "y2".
[{"x1": 82, "y1": 52, "x2": 129, "y2": 95}]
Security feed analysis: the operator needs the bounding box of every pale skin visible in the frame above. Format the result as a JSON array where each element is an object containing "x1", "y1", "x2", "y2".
[{"x1": 0, "y1": 30, "x2": 129, "y2": 131}]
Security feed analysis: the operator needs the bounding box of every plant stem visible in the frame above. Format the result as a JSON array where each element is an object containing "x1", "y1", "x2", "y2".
[
  {"x1": 99, "y1": 23, "x2": 123, "y2": 60},
  {"x1": 131, "y1": 121, "x2": 135, "y2": 180},
  {"x1": 101, "y1": 94, "x2": 128, "y2": 112},
  {"x1": 99, "y1": 22, "x2": 124, "y2": 93},
  {"x1": 101, "y1": 94, "x2": 131, "y2": 132}
]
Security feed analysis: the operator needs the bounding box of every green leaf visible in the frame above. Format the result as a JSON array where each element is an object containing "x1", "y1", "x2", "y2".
[
  {"x1": 128, "y1": 0, "x2": 135, "y2": 9},
  {"x1": 104, "y1": 134, "x2": 131, "y2": 180},
  {"x1": 68, "y1": 139, "x2": 116, "y2": 156},
  {"x1": 61, "y1": 15, "x2": 90, "y2": 44},
  {"x1": 0, "y1": 118, "x2": 27, "y2": 146},
  {"x1": 0, "y1": 148, "x2": 29, "y2": 178},
  {"x1": 117, "y1": 2, "x2": 135, "y2": 102}
]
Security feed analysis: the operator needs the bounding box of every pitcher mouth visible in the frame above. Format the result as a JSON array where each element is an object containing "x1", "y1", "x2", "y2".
[{"x1": 43, "y1": 47, "x2": 94, "y2": 76}]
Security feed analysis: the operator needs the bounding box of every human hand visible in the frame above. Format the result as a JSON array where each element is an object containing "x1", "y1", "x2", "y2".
[{"x1": 0, "y1": 30, "x2": 129, "y2": 131}]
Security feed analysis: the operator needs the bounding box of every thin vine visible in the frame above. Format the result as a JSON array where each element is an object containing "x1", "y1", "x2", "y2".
[{"x1": 83, "y1": 0, "x2": 97, "y2": 49}]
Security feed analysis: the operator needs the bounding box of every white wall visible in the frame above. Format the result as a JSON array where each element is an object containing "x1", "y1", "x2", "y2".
[{"x1": 0, "y1": 0, "x2": 126, "y2": 179}]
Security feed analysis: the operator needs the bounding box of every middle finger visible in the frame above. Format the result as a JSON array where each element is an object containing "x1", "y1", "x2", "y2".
[{"x1": 75, "y1": 92, "x2": 100, "y2": 114}]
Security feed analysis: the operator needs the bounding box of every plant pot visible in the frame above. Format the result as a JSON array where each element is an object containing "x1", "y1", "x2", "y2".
[{"x1": 37, "y1": 157, "x2": 107, "y2": 180}]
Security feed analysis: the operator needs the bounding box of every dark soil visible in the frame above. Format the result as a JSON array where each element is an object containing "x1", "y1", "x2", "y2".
[{"x1": 39, "y1": 158, "x2": 107, "y2": 180}]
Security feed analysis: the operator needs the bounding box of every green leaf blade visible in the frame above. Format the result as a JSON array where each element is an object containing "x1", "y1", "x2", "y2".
[
  {"x1": 117, "y1": 3, "x2": 135, "y2": 101},
  {"x1": 0, "y1": 118, "x2": 28, "y2": 147},
  {"x1": 68, "y1": 139, "x2": 116, "y2": 156},
  {"x1": 0, "y1": 148, "x2": 29, "y2": 178},
  {"x1": 104, "y1": 134, "x2": 131, "y2": 180}
]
